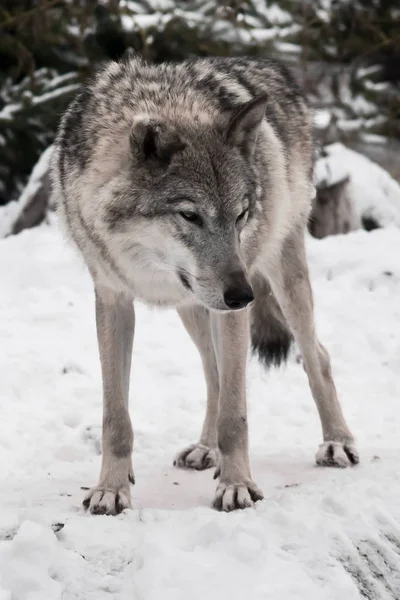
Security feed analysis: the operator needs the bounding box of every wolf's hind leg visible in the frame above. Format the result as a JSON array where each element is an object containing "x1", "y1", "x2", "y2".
[
  {"x1": 266, "y1": 232, "x2": 359, "y2": 467},
  {"x1": 83, "y1": 286, "x2": 135, "y2": 515},
  {"x1": 174, "y1": 305, "x2": 219, "y2": 470}
]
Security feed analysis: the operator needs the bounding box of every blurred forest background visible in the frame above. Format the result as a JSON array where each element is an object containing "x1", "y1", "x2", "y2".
[{"x1": 0, "y1": 0, "x2": 399, "y2": 235}]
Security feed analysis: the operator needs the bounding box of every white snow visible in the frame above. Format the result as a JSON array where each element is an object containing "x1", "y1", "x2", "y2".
[
  {"x1": 0, "y1": 84, "x2": 79, "y2": 121},
  {"x1": 274, "y1": 41, "x2": 302, "y2": 54},
  {"x1": 44, "y1": 73, "x2": 78, "y2": 92},
  {"x1": 242, "y1": 13, "x2": 264, "y2": 28},
  {"x1": 250, "y1": 27, "x2": 278, "y2": 42},
  {"x1": 145, "y1": 0, "x2": 175, "y2": 10},
  {"x1": 31, "y1": 85, "x2": 80, "y2": 108},
  {"x1": 119, "y1": 1, "x2": 147, "y2": 14},
  {"x1": 1, "y1": 214, "x2": 400, "y2": 598},
  {"x1": 360, "y1": 132, "x2": 387, "y2": 145},
  {"x1": 277, "y1": 23, "x2": 301, "y2": 38},
  {"x1": 315, "y1": 143, "x2": 400, "y2": 228},
  {"x1": 121, "y1": 13, "x2": 163, "y2": 31},
  {"x1": 314, "y1": 109, "x2": 332, "y2": 129},
  {"x1": 0, "y1": 202, "x2": 20, "y2": 239},
  {"x1": 356, "y1": 65, "x2": 383, "y2": 79},
  {"x1": 363, "y1": 80, "x2": 389, "y2": 93},
  {"x1": 265, "y1": 3, "x2": 292, "y2": 25},
  {"x1": 0, "y1": 103, "x2": 19, "y2": 121},
  {"x1": 251, "y1": 1, "x2": 292, "y2": 25},
  {"x1": 351, "y1": 95, "x2": 377, "y2": 117}
]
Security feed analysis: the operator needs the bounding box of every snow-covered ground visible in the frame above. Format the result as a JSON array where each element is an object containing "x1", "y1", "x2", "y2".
[{"x1": 1, "y1": 219, "x2": 400, "y2": 599}]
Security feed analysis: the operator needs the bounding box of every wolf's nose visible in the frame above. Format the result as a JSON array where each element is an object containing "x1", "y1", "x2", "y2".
[{"x1": 223, "y1": 285, "x2": 254, "y2": 310}]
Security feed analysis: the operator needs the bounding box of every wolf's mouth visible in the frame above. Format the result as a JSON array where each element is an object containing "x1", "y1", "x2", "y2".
[{"x1": 178, "y1": 270, "x2": 192, "y2": 292}]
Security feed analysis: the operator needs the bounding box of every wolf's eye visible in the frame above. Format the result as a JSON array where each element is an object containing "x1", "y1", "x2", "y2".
[
  {"x1": 179, "y1": 211, "x2": 203, "y2": 226},
  {"x1": 236, "y1": 208, "x2": 248, "y2": 226}
]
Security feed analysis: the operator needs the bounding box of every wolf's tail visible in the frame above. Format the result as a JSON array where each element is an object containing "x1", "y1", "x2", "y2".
[{"x1": 250, "y1": 273, "x2": 293, "y2": 367}]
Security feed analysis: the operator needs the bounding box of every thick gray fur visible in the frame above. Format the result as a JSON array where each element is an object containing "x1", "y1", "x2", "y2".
[{"x1": 51, "y1": 56, "x2": 358, "y2": 515}]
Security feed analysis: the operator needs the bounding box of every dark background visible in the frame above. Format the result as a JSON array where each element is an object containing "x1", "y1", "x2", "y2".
[{"x1": 0, "y1": 0, "x2": 399, "y2": 206}]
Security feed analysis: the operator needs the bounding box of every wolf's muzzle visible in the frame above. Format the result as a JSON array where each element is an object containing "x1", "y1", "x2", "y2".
[{"x1": 223, "y1": 279, "x2": 254, "y2": 310}]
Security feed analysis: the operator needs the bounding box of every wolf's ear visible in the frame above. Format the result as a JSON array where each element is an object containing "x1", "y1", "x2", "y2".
[
  {"x1": 225, "y1": 94, "x2": 268, "y2": 155},
  {"x1": 130, "y1": 119, "x2": 186, "y2": 165}
]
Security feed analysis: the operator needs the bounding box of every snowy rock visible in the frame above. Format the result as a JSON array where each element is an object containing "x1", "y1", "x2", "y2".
[
  {"x1": 315, "y1": 143, "x2": 400, "y2": 230},
  {"x1": 0, "y1": 145, "x2": 53, "y2": 238}
]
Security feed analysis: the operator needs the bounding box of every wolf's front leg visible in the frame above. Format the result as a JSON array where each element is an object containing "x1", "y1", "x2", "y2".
[
  {"x1": 210, "y1": 310, "x2": 263, "y2": 511},
  {"x1": 83, "y1": 286, "x2": 135, "y2": 515}
]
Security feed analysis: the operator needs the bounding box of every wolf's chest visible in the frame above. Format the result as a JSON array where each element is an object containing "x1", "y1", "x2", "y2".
[{"x1": 123, "y1": 255, "x2": 189, "y2": 307}]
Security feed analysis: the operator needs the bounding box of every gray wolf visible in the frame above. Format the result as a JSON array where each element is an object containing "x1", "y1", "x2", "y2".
[{"x1": 51, "y1": 55, "x2": 359, "y2": 515}]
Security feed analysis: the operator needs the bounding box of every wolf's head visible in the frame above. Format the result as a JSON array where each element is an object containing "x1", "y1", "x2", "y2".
[{"x1": 107, "y1": 95, "x2": 268, "y2": 311}]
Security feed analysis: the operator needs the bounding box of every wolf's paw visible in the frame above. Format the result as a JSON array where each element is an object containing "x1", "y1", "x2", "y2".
[
  {"x1": 173, "y1": 443, "x2": 218, "y2": 470},
  {"x1": 213, "y1": 481, "x2": 264, "y2": 512},
  {"x1": 83, "y1": 482, "x2": 132, "y2": 515},
  {"x1": 316, "y1": 441, "x2": 359, "y2": 468}
]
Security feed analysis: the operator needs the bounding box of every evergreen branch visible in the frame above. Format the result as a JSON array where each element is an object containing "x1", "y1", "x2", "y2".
[{"x1": 0, "y1": 0, "x2": 63, "y2": 29}]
